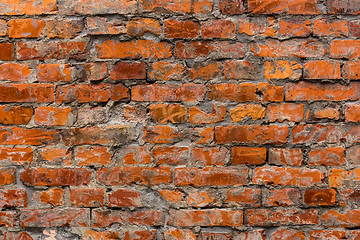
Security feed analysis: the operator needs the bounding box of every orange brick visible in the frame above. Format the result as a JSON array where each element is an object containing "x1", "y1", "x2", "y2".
[{"x1": 34, "y1": 107, "x2": 71, "y2": 126}]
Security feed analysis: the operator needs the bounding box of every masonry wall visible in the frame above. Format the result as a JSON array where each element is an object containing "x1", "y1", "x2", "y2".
[{"x1": 0, "y1": 0, "x2": 360, "y2": 239}]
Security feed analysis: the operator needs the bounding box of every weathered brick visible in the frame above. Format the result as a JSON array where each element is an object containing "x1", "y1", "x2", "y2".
[
  {"x1": 231, "y1": 147, "x2": 266, "y2": 165},
  {"x1": 59, "y1": 0, "x2": 136, "y2": 15},
  {"x1": 0, "y1": 147, "x2": 33, "y2": 165},
  {"x1": 268, "y1": 148, "x2": 303, "y2": 166},
  {"x1": 246, "y1": 209, "x2": 318, "y2": 226},
  {"x1": 108, "y1": 189, "x2": 141, "y2": 207},
  {"x1": 264, "y1": 60, "x2": 302, "y2": 80},
  {"x1": 97, "y1": 40, "x2": 172, "y2": 59},
  {"x1": 230, "y1": 104, "x2": 265, "y2": 122},
  {"x1": 149, "y1": 61, "x2": 185, "y2": 81},
  {"x1": 122, "y1": 145, "x2": 152, "y2": 164},
  {"x1": 309, "y1": 147, "x2": 344, "y2": 166},
  {"x1": 150, "y1": 104, "x2": 187, "y2": 123},
  {"x1": 249, "y1": 0, "x2": 320, "y2": 14},
  {"x1": 175, "y1": 167, "x2": 248, "y2": 186},
  {"x1": 33, "y1": 188, "x2": 64, "y2": 207},
  {"x1": 127, "y1": 18, "x2": 161, "y2": 36},
  {"x1": 303, "y1": 189, "x2": 336, "y2": 206},
  {"x1": 224, "y1": 60, "x2": 260, "y2": 80},
  {"x1": 188, "y1": 62, "x2": 223, "y2": 80},
  {"x1": 238, "y1": 17, "x2": 276, "y2": 36},
  {"x1": 37, "y1": 64, "x2": 71, "y2": 82},
  {"x1": 267, "y1": 103, "x2": 304, "y2": 122},
  {"x1": 215, "y1": 125, "x2": 288, "y2": 144},
  {"x1": 97, "y1": 167, "x2": 172, "y2": 185},
  {"x1": 87, "y1": 17, "x2": 126, "y2": 35},
  {"x1": 20, "y1": 168, "x2": 91, "y2": 186},
  {"x1": 20, "y1": 209, "x2": 89, "y2": 227},
  {"x1": 132, "y1": 84, "x2": 206, "y2": 102},
  {"x1": 168, "y1": 209, "x2": 243, "y2": 227},
  {"x1": 153, "y1": 146, "x2": 188, "y2": 165},
  {"x1": 269, "y1": 229, "x2": 305, "y2": 240},
  {"x1": 38, "y1": 147, "x2": 71, "y2": 166},
  {"x1": 0, "y1": 190, "x2": 27, "y2": 208},
  {"x1": 253, "y1": 166, "x2": 324, "y2": 186},
  {"x1": 329, "y1": 168, "x2": 360, "y2": 187},
  {"x1": 9, "y1": 19, "x2": 45, "y2": 38},
  {"x1": 327, "y1": 0, "x2": 360, "y2": 14},
  {"x1": 139, "y1": 0, "x2": 191, "y2": 13},
  {"x1": 304, "y1": 60, "x2": 341, "y2": 79},
  {"x1": 219, "y1": 0, "x2": 245, "y2": 15},
  {"x1": 310, "y1": 230, "x2": 346, "y2": 240},
  {"x1": 189, "y1": 104, "x2": 226, "y2": 124},
  {"x1": 192, "y1": 147, "x2": 228, "y2": 166},
  {"x1": 164, "y1": 20, "x2": 200, "y2": 38},
  {"x1": 92, "y1": 209, "x2": 165, "y2": 227},
  {"x1": 225, "y1": 188, "x2": 261, "y2": 207},
  {"x1": 0, "y1": 127, "x2": 59, "y2": 145},
  {"x1": 278, "y1": 19, "x2": 311, "y2": 38},
  {"x1": 0, "y1": 211, "x2": 16, "y2": 227},
  {"x1": 0, "y1": 0, "x2": 57, "y2": 15},
  {"x1": 322, "y1": 209, "x2": 360, "y2": 228},
  {"x1": 330, "y1": 40, "x2": 360, "y2": 59},
  {"x1": 47, "y1": 19, "x2": 82, "y2": 38},
  {"x1": 75, "y1": 146, "x2": 111, "y2": 166},
  {"x1": 0, "y1": 106, "x2": 33, "y2": 125},
  {"x1": 201, "y1": 20, "x2": 236, "y2": 38},
  {"x1": 343, "y1": 61, "x2": 360, "y2": 79},
  {"x1": 264, "y1": 188, "x2": 301, "y2": 207},
  {"x1": 62, "y1": 126, "x2": 137, "y2": 146},
  {"x1": 110, "y1": 62, "x2": 146, "y2": 80},
  {"x1": 70, "y1": 188, "x2": 104, "y2": 207},
  {"x1": 163, "y1": 229, "x2": 196, "y2": 240},
  {"x1": 350, "y1": 20, "x2": 360, "y2": 37},
  {"x1": 34, "y1": 107, "x2": 71, "y2": 126},
  {"x1": 313, "y1": 18, "x2": 348, "y2": 37}
]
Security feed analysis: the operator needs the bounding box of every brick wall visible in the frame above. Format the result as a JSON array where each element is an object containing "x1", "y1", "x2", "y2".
[{"x1": 0, "y1": 0, "x2": 360, "y2": 239}]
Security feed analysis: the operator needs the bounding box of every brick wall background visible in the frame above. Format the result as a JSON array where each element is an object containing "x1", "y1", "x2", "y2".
[{"x1": 0, "y1": 0, "x2": 360, "y2": 239}]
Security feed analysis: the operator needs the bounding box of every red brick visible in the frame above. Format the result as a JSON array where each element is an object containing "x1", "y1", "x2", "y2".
[
  {"x1": 0, "y1": 20, "x2": 6, "y2": 36},
  {"x1": 20, "y1": 168, "x2": 91, "y2": 186},
  {"x1": 92, "y1": 209, "x2": 165, "y2": 227},
  {"x1": 97, "y1": 40, "x2": 172, "y2": 59},
  {"x1": 34, "y1": 107, "x2": 71, "y2": 126},
  {"x1": 70, "y1": 188, "x2": 104, "y2": 207},
  {"x1": 234, "y1": 230, "x2": 266, "y2": 240},
  {"x1": 139, "y1": 0, "x2": 191, "y2": 13},
  {"x1": 142, "y1": 126, "x2": 181, "y2": 144},
  {"x1": 0, "y1": 84, "x2": 54, "y2": 102},
  {"x1": 201, "y1": 231, "x2": 233, "y2": 240},
  {"x1": 189, "y1": 104, "x2": 226, "y2": 124},
  {"x1": 269, "y1": 229, "x2": 305, "y2": 240},
  {"x1": 267, "y1": 103, "x2": 304, "y2": 122},
  {"x1": 110, "y1": 62, "x2": 146, "y2": 80},
  {"x1": 231, "y1": 147, "x2": 266, "y2": 165},
  {"x1": 47, "y1": 19, "x2": 82, "y2": 38},
  {"x1": 304, "y1": 60, "x2": 341, "y2": 79},
  {"x1": 153, "y1": 146, "x2": 188, "y2": 165},
  {"x1": 329, "y1": 168, "x2": 360, "y2": 187},
  {"x1": 201, "y1": 20, "x2": 235, "y2": 38},
  {"x1": 264, "y1": 60, "x2": 302, "y2": 80},
  {"x1": 350, "y1": 20, "x2": 360, "y2": 37},
  {"x1": 108, "y1": 189, "x2": 141, "y2": 207},
  {"x1": 0, "y1": 147, "x2": 33, "y2": 165},
  {"x1": 0, "y1": 43, "x2": 14, "y2": 61},
  {"x1": 87, "y1": 17, "x2": 126, "y2": 35},
  {"x1": 230, "y1": 104, "x2": 265, "y2": 122},
  {"x1": 330, "y1": 40, "x2": 360, "y2": 59},
  {"x1": 195, "y1": 127, "x2": 214, "y2": 144},
  {"x1": 327, "y1": 0, "x2": 360, "y2": 14},
  {"x1": 347, "y1": 145, "x2": 360, "y2": 165},
  {"x1": 123, "y1": 145, "x2": 151, "y2": 164},
  {"x1": 0, "y1": 190, "x2": 27, "y2": 208},
  {"x1": 251, "y1": 39, "x2": 326, "y2": 58},
  {"x1": 343, "y1": 61, "x2": 360, "y2": 79},
  {"x1": 215, "y1": 125, "x2": 288, "y2": 144},
  {"x1": 264, "y1": 188, "x2": 301, "y2": 207},
  {"x1": 163, "y1": 229, "x2": 196, "y2": 240},
  {"x1": 253, "y1": 166, "x2": 324, "y2": 186},
  {"x1": 314, "y1": 18, "x2": 348, "y2": 37},
  {"x1": 257, "y1": 83, "x2": 284, "y2": 102},
  {"x1": 310, "y1": 230, "x2": 346, "y2": 240},
  {"x1": 175, "y1": 167, "x2": 248, "y2": 186},
  {"x1": 224, "y1": 60, "x2": 260, "y2": 80},
  {"x1": 0, "y1": 106, "x2": 33, "y2": 125},
  {"x1": 0, "y1": 63, "x2": 31, "y2": 82},
  {"x1": 0, "y1": 127, "x2": 59, "y2": 145},
  {"x1": 132, "y1": 84, "x2": 206, "y2": 102},
  {"x1": 246, "y1": 209, "x2": 318, "y2": 226},
  {"x1": 225, "y1": 188, "x2": 261, "y2": 207},
  {"x1": 309, "y1": 147, "x2": 344, "y2": 166},
  {"x1": 219, "y1": 0, "x2": 245, "y2": 15},
  {"x1": 0, "y1": 211, "x2": 16, "y2": 227},
  {"x1": 85, "y1": 230, "x2": 120, "y2": 240},
  {"x1": 307, "y1": 103, "x2": 340, "y2": 121},
  {"x1": 97, "y1": 167, "x2": 172, "y2": 186},
  {"x1": 150, "y1": 104, "x2": 187, "y2": 124},
  {"x1": 37, "y1": 64, "x2": 71, "y2": 82},
  {"x1": 75, "y1": 146, "x2": 111, "y2": 166},
  {"x1": 56, "y1": 84, "x2": 128, "y2": 103},
  {"x1": 278, "y1": 19, "x2": 311, "y2": 38},
  {"x1": 127, "y1": 18, "x2": 161, "y2": 36},
  {"x1": 62, "y1": 126, "x2": 137, "y2": 146},
  {"x1": 80, "y1": 62, "x2": 108, "y2": 81},
  {"x1": 149, "y1": 61, "x2": 185, "y2": 81},
  {"x1": 286, "y1": 81, "x2": 360, "y2": 101},
  {"x1": 268, "y1": 148, "x2": 303, "y2": 166},
  {"x1": 322, "y1": 209, "x2": 360, "y2": 228},
  {"x1": 159, "y1": 189, "x2": 185, "y2": 204},
  {"x1": 35, "y1": 188, "x2": 64, "y2": 207},
  {"x1": 8, "y1": 19, "x2": 45, "y2": 38},
  {"x1": 238, "y1": 17, "x2": 276, "y2": 36},
  {"x1": 188, "y1": 62, "x2": 223, "y2": 80},
  {"x1": 192, "y1": 147, "x2": 228, "y2": 166},
  {"x1": 0, "y1": 0, "x2": 56, "y2": 15},
  {"x1": 175, "y1": 41, "x2": 247, "y2": 59},
  {"x1": 303, "y1": 189, "x2": 336, "y2": 206},
  {"x1": 60, "y1": 0, "x2": 136, "y2": 14},
  {"x1": 187, "y1": 190, "x2": 217, "y2": 207},
  {"x1": 17, "y1": 41, "x2": 87, "y2": 60},
  {"x1": 193, "y1": 0, "x2": 213, "y2": 14},
  {"x1": 168, "y1": 209, "x2": 243, "y2": 227},
  {"x1": 248, "y1": 0, "x2": 320, "y2": 14},
  {"x1": 208, "y1": 83, "x2": 257, "y2": 102},
  {"x1": 20, "y1": 209, "x2": 89, "y2": 227},
  {"x1": 38, "y1": 147, "x2": 71, "y2": 166},
  {"x1": 164, "y1": 20, "x2": 200, "y2": 38}
]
